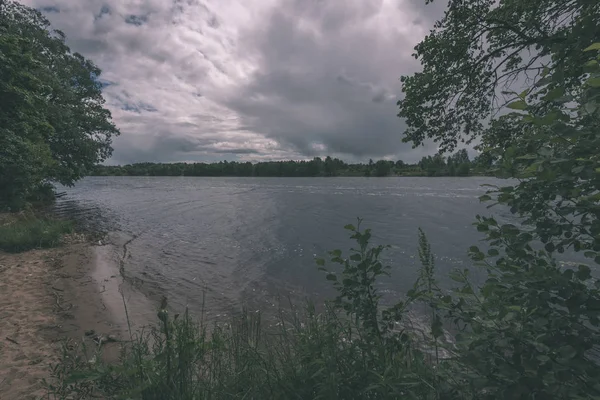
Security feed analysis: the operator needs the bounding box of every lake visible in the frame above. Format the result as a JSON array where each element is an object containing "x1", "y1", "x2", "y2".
[{"x1": 55, "y1": 176, "x2": 512, "y2": 320}]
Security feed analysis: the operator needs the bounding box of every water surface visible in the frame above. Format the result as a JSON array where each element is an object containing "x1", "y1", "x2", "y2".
[{"x1": 55, "y1": 177, "x2": 510, "y2": 319}]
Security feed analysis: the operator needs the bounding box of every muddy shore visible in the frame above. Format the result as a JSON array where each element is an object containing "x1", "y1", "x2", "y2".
[{"x1": 0, "y1": 236, "x2": 156, "y2": 399}]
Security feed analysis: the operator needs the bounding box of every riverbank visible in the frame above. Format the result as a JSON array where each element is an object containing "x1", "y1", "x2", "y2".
[{"x1": 0, "y1": 233, "x2": 155, "y2": 399}]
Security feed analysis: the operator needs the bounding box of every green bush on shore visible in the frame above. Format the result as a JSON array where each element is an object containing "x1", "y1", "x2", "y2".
[{"x1": 0, "y1": 216, "x2": 73, "y2": 253}]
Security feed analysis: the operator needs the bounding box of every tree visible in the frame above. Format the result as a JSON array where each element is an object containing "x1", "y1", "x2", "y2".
[
  {"x1": 324, "y1": 156, "x2": 337, "y2": 176},
  {"x1": 373, "y1": 160, "x2": 393, "y2": 177},
  {"x1": 398, "y1": 0, "x2": 600, "y2": 152},
  {"x1": 448, "y1": 149, "x2": 470, "y2": 165},
  {"x1": 399, "y1": 0, "x2": 600, "y2": 395},
  {"x1": 455, "y1": 162, "x2": 470, "y2": 176},
  {"x1": 0, "y1": 1, "x2": 119, "y2": 209}
]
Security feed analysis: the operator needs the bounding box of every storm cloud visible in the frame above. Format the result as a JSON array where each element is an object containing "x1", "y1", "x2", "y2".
[{"x1": 21, "y1": 0, "x2": 448, "y2": 164}]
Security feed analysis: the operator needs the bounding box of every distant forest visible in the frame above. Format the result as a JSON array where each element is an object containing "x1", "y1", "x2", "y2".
[{"x1": 90, "y1": 150, "x2": 493, "y2": 178}]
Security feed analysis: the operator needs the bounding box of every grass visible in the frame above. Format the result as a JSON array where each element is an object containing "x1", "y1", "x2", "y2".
[
  {"x1": 45, "y1": 224, "x2": 441, "y2": 400},
  {"x1": 0, "y1": 214, "x2": 73, "y2": 253},
  {"x1": 45, "y1": 303, "x2": 437, "y2": 400},
  {"x1": 44, "y1": 224, "x2": 600, "y2": 400}
]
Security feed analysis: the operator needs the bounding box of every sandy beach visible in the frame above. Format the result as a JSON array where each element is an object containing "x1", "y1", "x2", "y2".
[{"x1": 0, "y1": 236, "x2": 156, "y2": 399}]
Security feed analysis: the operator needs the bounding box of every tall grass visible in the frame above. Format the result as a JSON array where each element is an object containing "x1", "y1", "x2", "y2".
[
  {"x1": 0, "y1": 215, "x2": 73, "y2": 253},
  {"x1": 45, "y1": 223, "x2": 439, "y2": 400},
  {"x1": 46, "y1": 304, "x2": 436, "y2": 400}
]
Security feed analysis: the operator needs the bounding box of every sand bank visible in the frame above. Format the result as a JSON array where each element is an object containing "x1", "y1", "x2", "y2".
[{"x1": 0, "y1": 237, "x2": 156, "y2": 399}]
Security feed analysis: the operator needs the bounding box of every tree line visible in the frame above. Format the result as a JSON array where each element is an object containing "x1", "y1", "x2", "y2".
[{"x1": 90, "y1": 149, "x2": 491, "y2": 178}]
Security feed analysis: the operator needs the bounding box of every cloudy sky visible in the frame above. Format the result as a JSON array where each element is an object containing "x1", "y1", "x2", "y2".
[{"x1": 23, "y1": 0, "x2": 448, "y2": 164}]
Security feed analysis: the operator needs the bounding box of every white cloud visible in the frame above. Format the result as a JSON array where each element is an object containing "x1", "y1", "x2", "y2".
[{"x1": 21, "y1": 0, "x2": 443, "y2": 164}]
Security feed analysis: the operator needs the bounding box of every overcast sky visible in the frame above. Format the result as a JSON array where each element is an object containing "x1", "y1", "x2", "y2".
[{"x1": 23, "y1": 0, "x2": 448, "y2": 164}]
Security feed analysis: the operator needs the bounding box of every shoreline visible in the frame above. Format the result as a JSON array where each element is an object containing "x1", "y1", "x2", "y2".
[{"x1": 0, "y1": 235, "x2": 156, "y2": 399}]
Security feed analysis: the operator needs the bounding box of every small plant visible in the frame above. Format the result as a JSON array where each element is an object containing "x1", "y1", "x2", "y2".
[
  {"x1": 316, "y1": 219, "x2": 394, "y2": 338},
  {"x1": 0, "y1": 214, "x2": 73, "y2": 252}
]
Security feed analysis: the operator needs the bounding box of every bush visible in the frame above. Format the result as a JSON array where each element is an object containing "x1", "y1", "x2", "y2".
[{"x1": 0, "y1": 215, "x2": 73, "y2": 252}]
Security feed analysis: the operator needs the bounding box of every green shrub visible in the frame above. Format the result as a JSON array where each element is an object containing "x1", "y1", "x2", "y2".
[{"x1": 0, "y1": 216, "x2": 73, "y2": 252}]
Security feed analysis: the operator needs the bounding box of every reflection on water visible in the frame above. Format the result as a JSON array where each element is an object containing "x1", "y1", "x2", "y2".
[{"x1": 54, "y1": 176, "x2": 511, "y2": 320}]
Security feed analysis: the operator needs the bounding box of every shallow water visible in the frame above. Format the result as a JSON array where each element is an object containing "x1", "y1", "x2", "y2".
[{"x1": 55, "y1": 176, "x2": 512, "y2": 319}]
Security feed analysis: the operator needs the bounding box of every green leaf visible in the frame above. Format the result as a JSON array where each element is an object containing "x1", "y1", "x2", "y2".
[
  {"x1": 349, "y1": 253, "x2": 362, "y2": 262},
  {"x1": 479, "y1": 194, "x2": 491, "y2": 202},
  {"x1": 543, "y1": 87, "x2": 564, "y2": 102},
  {"x1": 559, "y1": 345, "x2": 577, "y2": 360},
  {"x1": 342, "y1": 278, "x2": 357, "y2": 287},
  {"x1": 449, "y1": 270, "x2": 466, "y2": 283},
  {"x1": 584, "y1": 101, "x2": 598, "y2": 115},
  {"x1": 476, "y1": 224, "x2": 489, "y2": 232},
  {"x1": 516, "y1": 154, "x2": 538, "y2": 160},
  {"x1": 344, "y1": 224, "x2": 356, "y2": 231},
  {"x1": 586, "y1": 77, "x2": 600, "y2": 88},
  {"x1": 518, "y1": 89, "x2": 528, "y2": 99},
  {"x1": 584, "y1": 251, "x2": 596, "y2": 259},
  {"x1": 315, "y1": 258, "x2": 325, "y2": 266},
  {"x1": 538, "y1": 147, "x2": 552, "y2": 157},
  {"x1": 545, "y1": 243, "x2": 555, "y2": 253},
  {"x1": 326, "y1": 273, "x2": 337, "y2": 281},
  {"x1": 576, "y1": 265, "x2": 591, "y2": 280},
  {"x1": 506, "y1": 100, "x2": 527, "y2": 110},
  {"x1": 584, "y1": 43, "x2": 600, "y2": 52},
  {"x1": 488, "y1": 248, "x2": 499, "y2": 257}
]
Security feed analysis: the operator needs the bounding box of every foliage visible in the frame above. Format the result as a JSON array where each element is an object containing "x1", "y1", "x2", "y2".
[
  {"x1": 0, "y1": 214, "x2": 73, "y2": 253},
  {"x1": 476, "y1": 45, "x2": 600, "y2": 260},
  {"x1": 0, "y1": 1, "x2": 119, "y2": 210},
  {"x1": 434, "y1": 47, "x2": 600, "y2": 398},
  {"x1": 398, "y1": 0, "x2": 600, "y2": 152},
  {"x1": 399, "y1": 0, "x2": 600, "y2": 394},
  {"x1": 317, "y1": 220, "x2": 394, "y2": 337},
  {"x1": 417, "y1": 149, "x2": 473, "y2": 177}
]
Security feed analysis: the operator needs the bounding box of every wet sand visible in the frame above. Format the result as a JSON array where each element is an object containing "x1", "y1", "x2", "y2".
[{"x1": 0, "y1": 236, "x2": 156, "y2": 399}]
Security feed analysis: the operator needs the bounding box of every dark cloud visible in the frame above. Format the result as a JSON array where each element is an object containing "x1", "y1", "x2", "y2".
[
  {"x1": 214, "y1": 148, "x2": 261, "y2": 155},
  {"x1": 124, "y1": 14, "x2": 148, "y2": 26},
  {"x1": 38, "y1": 5, "x2": 59, "y2": 13},
  {"x1": 26, "y1": 0, "x2": 447, "y2": 164},
  {"x1": 109, "y1": 134, "x2": 266, "y2": 165},
  {"x1": 223, "y1": 0, "x2": 437, "y2": 160},
  {"x1": 95, "y1": 5, "x2": 110, "y2": 20}
]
